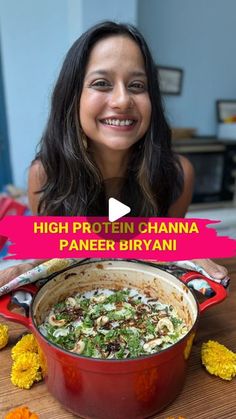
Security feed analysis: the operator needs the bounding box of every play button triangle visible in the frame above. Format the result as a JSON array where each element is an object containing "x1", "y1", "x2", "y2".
[{"x1": 108, "y1": 198, "x2": 131, "y2": 222}]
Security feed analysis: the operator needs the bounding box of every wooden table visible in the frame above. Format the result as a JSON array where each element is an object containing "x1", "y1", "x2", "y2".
[{"x1": 1, "y1": 258, "x2": 236, "y2": 419}]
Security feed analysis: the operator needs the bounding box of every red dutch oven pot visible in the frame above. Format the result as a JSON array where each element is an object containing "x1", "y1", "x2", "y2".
[{"x1": 0, "y1": 260, "x2": 227, "y2": 419}]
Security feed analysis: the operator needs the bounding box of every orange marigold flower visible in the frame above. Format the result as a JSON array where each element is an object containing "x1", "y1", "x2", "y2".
[
  {"x1": 5, "y1": 405, "x2": 39, "y2": 419},
  {"x1": 166, "y1": 416, "x2": 187, "y2": 419}
]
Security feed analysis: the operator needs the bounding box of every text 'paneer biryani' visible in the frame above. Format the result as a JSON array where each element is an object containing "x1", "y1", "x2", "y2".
[{"x1": 39, "y1": 288, "x2": 189, "y2": 359}]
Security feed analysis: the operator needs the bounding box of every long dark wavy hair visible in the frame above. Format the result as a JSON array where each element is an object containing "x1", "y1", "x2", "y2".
[{"x1": 35, "y1": 21, "x2": 183, "y2": 216}]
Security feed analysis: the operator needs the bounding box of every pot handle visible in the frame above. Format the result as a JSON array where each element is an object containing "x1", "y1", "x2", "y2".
[
  {"x1": 180, "y1": 271, "x2": 227, "y2": 313},
  {"x1": 0, "y1": 284, "x2": 37, "y2": 330}
]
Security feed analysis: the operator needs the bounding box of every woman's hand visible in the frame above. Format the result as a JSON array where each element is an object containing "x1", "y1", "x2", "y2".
[
  {"x1": 192, "y1": 258, "x2": 228, "y2": 280},
  {"x1": 0, "y1": 260, "x2": 45, "y2": 288},
  {"x1": 0, "y1": 263, "x2": 35, "y2": 287}
]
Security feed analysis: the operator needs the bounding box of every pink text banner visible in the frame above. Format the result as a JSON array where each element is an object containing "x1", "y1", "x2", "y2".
[{"x1": 0, "y1": 216, "x2": 235, "y2": 261}]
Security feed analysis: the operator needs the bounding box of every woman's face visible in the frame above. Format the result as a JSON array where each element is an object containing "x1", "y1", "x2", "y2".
[{"x1": 79, "y1": 35, "x2": 152, "y2": 152}]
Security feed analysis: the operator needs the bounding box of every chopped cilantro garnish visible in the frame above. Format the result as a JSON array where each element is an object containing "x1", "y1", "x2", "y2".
[
  {"x1": 42, "y1": 288, "x2": 188, "y2": 359},
  {"x1": 106, "y1": 290, "x2": 129, "y2": 304},
  {"x1": 171, "y1": 317, "x2": 183, "y2": 328}
]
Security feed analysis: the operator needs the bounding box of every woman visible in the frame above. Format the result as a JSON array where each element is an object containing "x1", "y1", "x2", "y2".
[{"x1": 0, "y1": 21, "x2": 227, "y2": 285}]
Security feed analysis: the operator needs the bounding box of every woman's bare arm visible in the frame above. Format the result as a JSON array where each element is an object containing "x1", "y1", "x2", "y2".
[
  {"x1": 0, "y1": 162, "x2": 47, "y2": 287},
  {"x1": 168, "y1": 155, "x2": 195, "y2": 217},
  {"x1": 28, "y1": 160, "x2": 46, "y2": 215}
]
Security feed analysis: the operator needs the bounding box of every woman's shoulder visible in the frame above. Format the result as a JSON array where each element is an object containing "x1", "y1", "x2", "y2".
[
  {"x1": 178, "y1": 154, "x2": 194, "y2": 181},
  {"x1": 168, "y1": 154, "x2": 195, "y2": 217},
  {"x1": 28, "y1": 160, "x2": 46, "y2": 214}
]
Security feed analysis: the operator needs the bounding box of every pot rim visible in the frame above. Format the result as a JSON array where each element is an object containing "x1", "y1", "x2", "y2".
[{"x1": 31, "y1": 259, "x2": 200, "y2": 362}]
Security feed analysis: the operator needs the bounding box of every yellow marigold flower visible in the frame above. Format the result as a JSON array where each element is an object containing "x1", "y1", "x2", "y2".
[
  {"x1": 5, "y1": 405, "x2": 39, "y2": 419},
  {"x1": 11, "y1": 334, "x2": 39, "y2": 361},
  {"x1": 201, "y1": 340, "x2": 236, "y2": 381},
  {"x1": 0, "y1": 323, "x2": 9, "y2": 349},
  {"x1": 11, "y1": 352, "x2": 42, "y2": 389}
]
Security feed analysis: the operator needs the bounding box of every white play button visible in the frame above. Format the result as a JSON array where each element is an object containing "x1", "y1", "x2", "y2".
[{"x1": 108, "y1": 198, "x2": 131, "y2": 222}]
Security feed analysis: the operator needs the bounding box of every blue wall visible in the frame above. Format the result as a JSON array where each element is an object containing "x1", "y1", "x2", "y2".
[
  {"x1": 0, "y1": 44, "x2": 12, "y2": 189},
  {"x1": 0, "y1": 0, "x2": 72, "y2": 187},
  {"x1": 82, "y1": 0, "x2": 137, "y2": 30},
  {"x1": 0, "y1": 0, "x2": 137, "y2": 188},
  {"x1": 138, "y1": 0, "x2": 236, "y2": 135}
]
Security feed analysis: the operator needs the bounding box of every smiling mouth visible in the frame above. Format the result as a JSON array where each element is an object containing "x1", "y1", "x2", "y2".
[{"x1": 100, "y1": 118, "x2": 136, "y2": 127}]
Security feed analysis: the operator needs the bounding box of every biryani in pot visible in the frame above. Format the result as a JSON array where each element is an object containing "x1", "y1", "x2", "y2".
[{"x1": 39, "y1": 287, "x2": 189, "y2": 359}]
